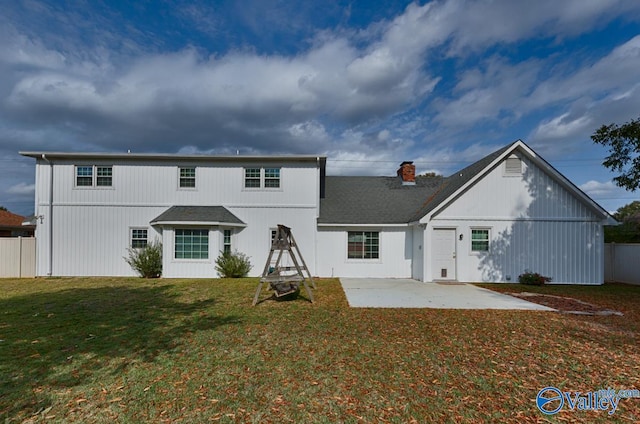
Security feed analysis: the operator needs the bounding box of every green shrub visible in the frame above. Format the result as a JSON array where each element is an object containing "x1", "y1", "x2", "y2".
[
  {"x1": 518, "y1": 271, "x2": 551, "y2": 285},
  {"x1": 124, "y1": 240, "x2": 163, "y2": 278},
  {"x1": 215, "y1": 251, "x2": 252, "y2": 278}
]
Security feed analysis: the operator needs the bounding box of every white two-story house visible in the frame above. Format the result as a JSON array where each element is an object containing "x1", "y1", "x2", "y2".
[
  {"x1": 21, "y1": 140, "x2": 615, "y2": 284},
  {"x1": 21, "y1": 152, "x2": 325, "y2": 278}
]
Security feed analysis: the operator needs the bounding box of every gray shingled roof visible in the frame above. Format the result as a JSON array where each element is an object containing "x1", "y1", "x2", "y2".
[
  {"x1": 318, "y1": 176, "x2": 444, "y2": 224},
  {"x1": 151, "y1": 206, "x2": 245, "y2": 225},
  {"x1": 319, "y1": 142, "x2": 517, "y2": 225}
]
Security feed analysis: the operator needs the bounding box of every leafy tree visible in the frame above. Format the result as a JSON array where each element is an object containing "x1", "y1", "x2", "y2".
[
  {"x1": 605, "y1": 201, "x2": 640, "y2": 243},
  {"x1": 613, "y1": 200, "x2": 640, "y2": 221},
  {"x1": 591, "y1": 116, "x2": 640, "y2": 191},
  {"x1": 0, "y1": 206, "x2": 7, "y2": 211}
]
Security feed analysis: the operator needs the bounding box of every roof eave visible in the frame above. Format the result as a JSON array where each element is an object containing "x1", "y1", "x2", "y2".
[
  {"x1": 317, "y1": 222, "x2": 409, "y2": 227},
  {"x1": 150, "y1": 220, "x2": 247, "y2": 227},
  {"x1": 19, "y1": 151, "x2": 327, "y2": 163}
]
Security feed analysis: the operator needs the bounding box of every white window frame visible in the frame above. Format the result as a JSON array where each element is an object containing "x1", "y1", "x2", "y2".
[
  {"x1": 174, "y1": 228, "x2": 209, "y2": 260},
  {"x1": 347, "y1": 231, "x2": 380, "y2": 260},
  {"x1": 222, "y1": 229, "x2": 232, "y2": 254},
  {"x1": 244, "y1": 167, "x2": 281, "y2": 189},
  {"x1": 178, "y1": 166, "x2": 197, "y2": 189},
  {"x1": 470, "y1": 228, "x2": 490, "y2": 253},
  {"x1": 75, "y1": 165, "x2": 113, "y2": 188},
  {"x1": 130, "y1": 227, "x2": 148, "y2": 249}
]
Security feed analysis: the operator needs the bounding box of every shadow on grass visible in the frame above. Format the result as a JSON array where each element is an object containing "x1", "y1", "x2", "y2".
[{"x1": 0, "y1": 283, "x2": 241, "y2": 420}]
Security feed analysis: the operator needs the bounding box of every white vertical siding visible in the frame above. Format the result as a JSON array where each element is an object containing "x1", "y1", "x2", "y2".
[
  {"x1": 50, "y1": 205, "x2": 165, "y2": 276},
  {"x1": 428, "y1": 155, "x2": 605, "y2": 284},
  {"x1": 45, "y1": 160, "x2": 319, "y2": 207},
  {"x1": 411, "y1": 225, "x2": 424, "y2": 280},
  {"x1": 316, "y1": 227, "x2": 412, "y2": 278},
  {"x1": 428, "y1": 219, "x2": 604, "y2": 284},
  {"x1": 31, "y1": 158, "x2": 321, "y2": 277}
]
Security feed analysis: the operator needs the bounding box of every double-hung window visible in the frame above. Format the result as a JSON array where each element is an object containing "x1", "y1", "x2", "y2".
[
  {"x1": 244, "y1": 168, "x2": 261, "y2": 188},
  {"x1": 244, "y1": 167, "x2": 280, "y2": 189},
  {"x1": 175, "y1": 229, "x2": 209, "y2": 259},
  {"x1": 223, "y1": 229, "x2": 232, "y2": 254},
  {"x1": 76, "y1": 166, "x2": 93, "y2": 186},
  {"x1": 264, "y1": 168, "x2": 280, "y2": 188},
  {"x1": 75, "y1": 165, "x2": 112, "y2": 187},
  {"x1": 179, "y1": 167, "x2": 196, "y2": 188},
  {"x1": 130, "y1": 228, "x2": 148, "y2": 248},
  {"x1": 347, "y1": 231, "x2": 379, "y2": 259},
  {"x1": 471, "y1": 229, "x2": 490, "y2": 252}
]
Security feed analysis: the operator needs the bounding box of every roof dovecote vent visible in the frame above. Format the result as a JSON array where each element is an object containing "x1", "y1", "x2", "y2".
[{"x1": 397, "y1": 161, "x2": 416, "y2": 185}]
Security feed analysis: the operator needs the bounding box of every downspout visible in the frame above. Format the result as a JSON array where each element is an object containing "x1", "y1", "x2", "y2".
[{"x1": 42, "y1": 154, "x2": 53, "y2": 276}]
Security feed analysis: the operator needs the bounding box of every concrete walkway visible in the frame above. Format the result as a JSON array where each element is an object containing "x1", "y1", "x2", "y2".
[{"x1": 340, "y1": 278, "x2": 554, "y2": 310}]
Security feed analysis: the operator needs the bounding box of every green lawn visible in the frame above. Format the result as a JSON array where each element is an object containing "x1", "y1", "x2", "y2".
[{"x1": 1, "y1": 278, "x2": 639, "y2": 423}]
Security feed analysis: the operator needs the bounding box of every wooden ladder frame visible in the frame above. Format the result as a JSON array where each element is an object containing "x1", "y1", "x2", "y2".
[{"x1": 252, "y1": 224, "x2": 315, "y2": 305}]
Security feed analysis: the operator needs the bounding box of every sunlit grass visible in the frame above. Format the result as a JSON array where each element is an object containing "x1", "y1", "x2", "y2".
[{"x1": 1, "y1": 278, "x2": 639, "y2": 422}]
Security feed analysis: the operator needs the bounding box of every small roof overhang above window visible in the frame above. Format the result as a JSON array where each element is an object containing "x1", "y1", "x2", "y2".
[{"x1": 150, "y1": 206, "x2": 246, "y2": 228}]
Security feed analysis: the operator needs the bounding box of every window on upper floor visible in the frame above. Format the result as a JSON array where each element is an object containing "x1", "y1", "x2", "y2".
[
  {"x1": 347, "y1": 231, "x2": 379, "y2": 259},
  {"x1": 244, "y1": 167, "x2": 281, "y2": 189},
  {"x1": 179, "y1": 167, "x2": 196, "y2": 188},
  {"x1": 130, "y1": 228, "x2": 148, "y2": 249},
  {"x1": 264, "y1": 168, "x2": 280, "y2": 188},
  {"x1": 76, "y1": 165, "x2": 112, "y2": 187}
]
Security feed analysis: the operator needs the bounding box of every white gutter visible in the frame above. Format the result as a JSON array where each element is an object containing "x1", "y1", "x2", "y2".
[
  {"x1": 41, "y1": 154, "x2": 53, "y2": 276},
  {"x1": 317, "y1": 223, "x2": 410, "y2": 227}
]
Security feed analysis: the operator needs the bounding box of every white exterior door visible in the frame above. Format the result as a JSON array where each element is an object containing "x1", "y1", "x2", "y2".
[{"x1": 433, "y1": 228, "x2": 456, "y2": 280}]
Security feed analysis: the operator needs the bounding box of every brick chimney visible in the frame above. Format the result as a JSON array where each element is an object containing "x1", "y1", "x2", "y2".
[{"x1": 397, "y1": 161, "x2": 416, "y2": 185}]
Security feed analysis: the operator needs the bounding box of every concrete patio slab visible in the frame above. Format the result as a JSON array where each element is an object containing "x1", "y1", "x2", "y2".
[{"x1": 339, "y1": 278, "x2": 555, "y2": 310}]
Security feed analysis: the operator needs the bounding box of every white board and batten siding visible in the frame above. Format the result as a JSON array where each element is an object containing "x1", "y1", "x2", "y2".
[
  {"x1": 316, "y1": 227, "x2": 412, "y2": 278},
  {"x1": 426, "y1": 155, "x2": 605, "y2": 284},
  {"x1": 31, "y1": 156, "x2": 321, "y2": 277}
]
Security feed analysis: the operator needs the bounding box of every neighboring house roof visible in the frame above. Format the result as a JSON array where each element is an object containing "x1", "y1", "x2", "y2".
[
  {"x1": 151, "y1": 206, "x2": 246, "y2": 227},
  {"x1": 319, "y1": 140, "x2": 614, "y2": 226},
  {"x1": 0, "y1": 210, "x2": 27, "y2": 228}
]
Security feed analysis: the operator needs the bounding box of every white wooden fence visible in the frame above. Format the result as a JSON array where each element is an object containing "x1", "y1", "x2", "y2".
[
  {"x1": 0, "y1": 237, "x2": 36, "y2": 278},
  {"x1": 605, "y1": 243, "x2": 640, "y2": 285}
]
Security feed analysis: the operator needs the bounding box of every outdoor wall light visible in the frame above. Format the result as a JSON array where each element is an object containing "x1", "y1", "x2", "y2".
[{"x1": 459, "y1": 234, "x2": 463, "y2": 241}]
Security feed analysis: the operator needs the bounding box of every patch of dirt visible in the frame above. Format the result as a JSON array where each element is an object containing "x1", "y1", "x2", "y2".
[{"x1": 507, "y1": 292, "x2": 623, "y2": 316}]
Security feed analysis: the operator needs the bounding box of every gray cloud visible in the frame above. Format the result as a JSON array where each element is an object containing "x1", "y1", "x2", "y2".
[{"x1": 2, "y1": 0, "x2": 640, "y2": 215}]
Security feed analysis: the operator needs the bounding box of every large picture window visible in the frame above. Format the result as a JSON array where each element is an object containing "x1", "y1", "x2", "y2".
[
  {"x1": 471, "y1": 229, "x2": 490, "y2": 252},
  {"x1": 175, "y1": 229, "x2": 209, "y2": 259},
  {"x1": 348, "y1": 231, "x2": 379, "y2": 259}
]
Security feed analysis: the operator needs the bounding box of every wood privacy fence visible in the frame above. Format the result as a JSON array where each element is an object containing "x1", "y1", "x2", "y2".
[
  {"x1": 0, "y1": 237, "x2": 36, "y2": 278},
  {"x1": 605, "y1": 243, "x2": 640, "y2": 285}
]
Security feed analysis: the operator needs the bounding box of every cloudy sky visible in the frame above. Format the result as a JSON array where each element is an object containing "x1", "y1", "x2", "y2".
[{"x1": 2, "y1": 0, "x2": 640, "y2": 215}]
